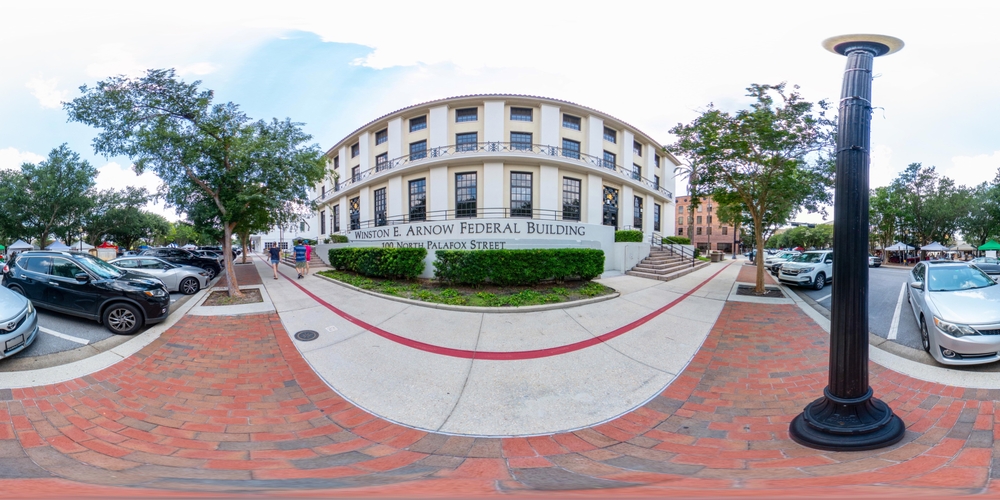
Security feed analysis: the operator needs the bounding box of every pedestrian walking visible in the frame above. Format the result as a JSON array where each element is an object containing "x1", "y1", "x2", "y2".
[
  {"x1": 293, "y1": 239, "x2": 307, "y2": 279},
  {"x1": 268, "y1": 244, "x2": 281, "y2": 279},
  {"x1": 304, "y1": 241, "x2": 312, "y2": 275}
]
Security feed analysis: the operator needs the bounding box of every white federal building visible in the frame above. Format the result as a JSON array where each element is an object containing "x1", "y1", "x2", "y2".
[{"x1": 255, "y1": 95, "x2": 679, "y2": 273}]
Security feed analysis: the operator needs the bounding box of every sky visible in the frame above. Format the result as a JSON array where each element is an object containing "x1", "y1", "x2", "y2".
[{"x1": 2, "y1": 1, "x2": 1000, "y2": 225}]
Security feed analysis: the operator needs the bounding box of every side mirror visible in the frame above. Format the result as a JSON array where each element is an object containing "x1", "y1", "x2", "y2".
[
  {"x1": 825, "y1": 259, "x2": 832, "y2": 264},
  {"x1": 909, "y1": 281, "x2": 923, "y2": 290},
  {"x1": 74, "y1": 272, "x2": 90, "y2": 283}
]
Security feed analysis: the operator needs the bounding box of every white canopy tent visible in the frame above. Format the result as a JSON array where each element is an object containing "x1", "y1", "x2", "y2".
[
  {"x1": 70, "y1": 240, "x2": 95, "y2": 251},
  {"x1": 45, "y1": 241, "x2": 71, "y2": 251},
  {"x1": 920, "y1": 242, "x2": 949, "y2": 252},
  {"x1": 8, "y1": 239, "x2": 33, "y2": 253},
  {"x1": 884, "y1": 242, "x2": 914, "y2": 251}
]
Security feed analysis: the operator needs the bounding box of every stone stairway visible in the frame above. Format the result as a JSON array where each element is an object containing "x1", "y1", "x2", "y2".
[
  {"x1": 626, "y1": 248, "x2": 711, "y2": 281},
  {"x1": 280, "y1": 250, "x2": 329, "y2": 269}
]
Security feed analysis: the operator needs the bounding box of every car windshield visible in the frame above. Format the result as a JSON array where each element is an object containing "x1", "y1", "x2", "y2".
[
  {"x1": 75, "y1": 253, "x2": 124, "y2": 279},
  {"x1": 790, "y1": 253, "x2": 824, "y2": 263},
  {"x1": 927, "y1": 265, "x2": 997, "y2": 292},
  {"x1": 972, "y1": 257, "x2": 999, "y2": 264}
]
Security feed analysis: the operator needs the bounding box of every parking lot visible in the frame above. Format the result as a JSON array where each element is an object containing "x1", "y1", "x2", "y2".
[{"x1": 0, "y1": 289, "x2": 201, "y2": 371}]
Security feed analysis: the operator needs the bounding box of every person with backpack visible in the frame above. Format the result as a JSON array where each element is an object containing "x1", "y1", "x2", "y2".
[{"x1": 293, "y1": 239, "x2": 307, "y2": 279}]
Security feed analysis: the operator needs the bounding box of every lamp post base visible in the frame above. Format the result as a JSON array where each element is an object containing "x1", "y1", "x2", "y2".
[{"x1": 789, "y1": 388, "x2": 905, "y2": 451}]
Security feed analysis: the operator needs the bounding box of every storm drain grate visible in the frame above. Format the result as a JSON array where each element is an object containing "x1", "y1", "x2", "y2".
[{"x1": 294, "y1": 330, "x2": 319, "y2": 342}]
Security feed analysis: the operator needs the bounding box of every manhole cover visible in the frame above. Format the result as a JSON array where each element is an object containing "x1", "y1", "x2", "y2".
[{"x1": 294, "y1": 330, "x2": 319, "y2": 341}]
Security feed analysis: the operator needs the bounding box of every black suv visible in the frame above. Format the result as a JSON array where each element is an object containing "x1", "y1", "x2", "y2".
[
  {"x1": 140, "y1": 248, "x2": 222, "y2": 279},
  {"x1": 2, "y1": 251, "x2": 170, "y2": 335}
]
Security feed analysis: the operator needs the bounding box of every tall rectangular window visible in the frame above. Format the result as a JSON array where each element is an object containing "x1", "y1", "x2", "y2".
[
  {"x1": 349, "y1": 197, "x2": 360, "y2": 230},
  {"x1": 510, "y1": 107, "x2": 533, "y2": 121},
  {"x1": 561, "y1": 138, "x2": 580, "y2": 159},
  {"x1": 697, "y1": 215, "x2": 702, "y2": 224},
  {"x1": 510, "y1": 172, "x2": 532, "y2": 218},
  {"x1": 654, "y1": 204, "x2": 661, "y2": 232},
  {"x1": 602, "y1": 150, "x2": 616, "y2": 169},
  {"x1": 510, "y1": 132, "x2": 532, "y2": 151},
  {"x1": 654, "y1": 154, "x2": 661, "y2": 168},
  {"x1": 375, "y1": 129, "x2": 388, "y2": 145},
  {"x1": 633, "y1": 196, "x2": 643, "y2": 230},
  {"x1": 603, "y1": 126, "x2": 617, "y2": 143},
  {"x1": 678, "y1": 217, "x2": 683, "y2": 226},
  {"x1": 707, "y1": 226, "x2": 712, "y2": 235},
  {"x1": 697, "y1": 227, "x2": 703, "y2": 235},
  {"x1": 375, "y1": 152, "x2": 389, "y2": 171},
  {"x1": 456, "y1": 108, "x2": 478, "y2": 122},
  {"x1": 707, "y1": 215, "x2": 712, "y2": 224},
  {"x1": 632, "y1": 164, "x2": 641, "y2": 181},
  {"x1": 333, "y1": 156, "x2": 339, "y2": 169},
  {"x1": 320, "y1": 210, "x2": 326, "y2": 234},
  {"x1": 351, "y1": 166, "x2": 360, "y2": 182},
  {"x1": 374, "y1": 188, "x2": 387, "y2": 227},
  {"x1": 409, "y1": 115, "x2": 426, "y2": 132},
  {"x1": 679, "y1": 205, "x2": 684, "y2": 213},
  {"x1": 563, "y1": 114, "x2": 581, "y2": 130},
  {"x1": 678, "y1": 228, "x2": 684, "y2": 235},
  {"x1": 654, "y1": 174, "x2": 660, "y2": 190},
  {"x1": 351, "y1": 143, "x2": 360, "y2": 157},
  {"x1": 722, "y1": 226, "x2": 728, "y2": 235},
  {"x1": 410, "y1": 140, "x2": 427, "y2": 160},
  {"x1": 456, "y1": 132, "x2": 478, "y2": 152},
  {"x1": 333, "y1": 205, "x2": 340, "y2": 233},
  {"x1": 409, "y1": 178, "x2": 426, "y2": 222},
  {"x1": 321, "y1": 185, "x2": 326, "y2": 197},
  {"x1": 603, "y1": 186, "x2": 618, "y2": 227},
  {"x1": 633, "y1": 140, "x2": 642, "y2": 156},
  {"x1": 455, "y1": 173, "x2": 477, "y2": 218},
  {"x1": 562, "y1": 177, "x2": 581, "y2": 221}
]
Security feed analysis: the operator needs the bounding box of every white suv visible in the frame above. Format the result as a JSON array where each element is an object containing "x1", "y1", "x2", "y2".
[{"x1": 778, "y1": 250, "x2": 833, "y2": 290}]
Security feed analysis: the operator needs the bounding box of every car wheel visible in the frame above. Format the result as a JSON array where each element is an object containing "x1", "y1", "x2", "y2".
[
  {"x1": 179, "y1": 277, "x2": 200, "y2": 295},
  {"x1": 8, "y1": 285, "x2": 25, "y2": 297},
  {"x1": 919, "y1": 317, "x2": 931, "y2": 353},
  {"x1": 813, "y1": 272, "x2": 826, "y2": 290},
  {"x1": 103, "y1": 302, "x2": 142, "y2": 335},
  {"x1": 203, "y1": 267, "x2": 216, "y2": 280}
]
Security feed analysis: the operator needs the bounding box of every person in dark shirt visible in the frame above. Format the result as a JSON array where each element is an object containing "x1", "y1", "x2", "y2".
[
  {"x1": 293, "y1": 240, "x2": 307, "y2": 279},
  {"x1": 268, "y1": 245, "x2": 281, "y2": 279}
]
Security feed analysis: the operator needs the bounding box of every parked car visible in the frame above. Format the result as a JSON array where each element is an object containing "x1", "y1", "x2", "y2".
[
  {"x1": 765, "y1": 251, "x2": 801, "y2": 275},
  {"x1": 0, "y1": 285, "x2": 39, "y2": 360},
  {"x1": 907, "y1": 260, "x2": 1000, "y2": 365},
  {"x1": 191, "y1": 249, "x2": 224, "y2": 263},
  {"x1": 778, "y1": 250, "x2": 833, "y2": 290},
  {"x1": 868, "y1": 254, "x2": 882, "y2": 268},
  {"x1": 139, "y1": 248, "x2": 222, "y2": 279},
  {"x1": 199, "y1": 245, "x2": 240, "y2": 259},
  {"x1": 2, "y1": 251, "x2": 169, "y2": 335},
  {"x1": 110, "y1": 256, "x2": 209, "y2": 295},
  {"x1": 970, "y1": 257, "x2": 1000, "y2": 281}
]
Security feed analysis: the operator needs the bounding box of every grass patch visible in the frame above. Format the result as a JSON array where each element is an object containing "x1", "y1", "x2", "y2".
[{"x1": 317, "y1": 270, "x2": 615, "y2": 307}]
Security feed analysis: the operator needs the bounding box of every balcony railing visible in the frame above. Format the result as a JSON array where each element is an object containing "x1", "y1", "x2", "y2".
[
  {"x1": 315, "y1": 142, "x2": 673, "y2": 203},
  {"x1": 343, "y1": 207, "x2": 583, "y2": 231}
]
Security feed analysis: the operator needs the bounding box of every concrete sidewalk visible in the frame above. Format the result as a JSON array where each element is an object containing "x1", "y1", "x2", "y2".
[{"x1": 0, "y1": 254, "x2": 996, "y2": 497}]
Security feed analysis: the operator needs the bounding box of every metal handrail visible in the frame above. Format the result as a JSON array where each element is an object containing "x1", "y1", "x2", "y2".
[
  {"x1": 315, "y1": 141, "x2": 673, "y2": 203},
  {"x1": 344, "y1": 207, "x2": 583, "y2": 230},
  {"x1": 651, "y1": 232, "x2": 697, "y2": 267}
]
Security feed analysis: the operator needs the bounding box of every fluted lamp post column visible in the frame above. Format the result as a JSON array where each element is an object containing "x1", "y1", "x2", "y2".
[{"x1": 789, "y1": 34, "x2": 906, "y2": 451}]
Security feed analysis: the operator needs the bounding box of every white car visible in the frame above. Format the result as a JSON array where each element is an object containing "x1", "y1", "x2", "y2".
[
  {"x1": 765, "y1": 251, "x2": 800, "y2": 275},
  {"x1": 778, "y1": 250, "x2": 833, "y2": 290}
]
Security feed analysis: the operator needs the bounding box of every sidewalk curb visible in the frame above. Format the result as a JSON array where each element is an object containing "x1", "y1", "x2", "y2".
[{"x1": 311, "y1": 272, "x2": 620, "y2": 313}]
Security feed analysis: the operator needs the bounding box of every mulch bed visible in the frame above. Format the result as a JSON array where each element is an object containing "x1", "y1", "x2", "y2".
[
  {"x1": 201, "y1": 288, "x2": 263, "y2": 306},
  {"x1": 735, "y1": 284, "x2": 785, "y2": 298}
]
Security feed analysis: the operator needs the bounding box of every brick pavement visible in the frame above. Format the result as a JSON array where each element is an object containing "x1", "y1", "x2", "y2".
[{"x1": 0, "y1": 263, "x2": 997, "y2": 497}]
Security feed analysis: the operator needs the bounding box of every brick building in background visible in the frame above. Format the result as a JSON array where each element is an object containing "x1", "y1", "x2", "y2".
[{"x1": 674, "y1": 195, "x2": 741, "y2": 253}]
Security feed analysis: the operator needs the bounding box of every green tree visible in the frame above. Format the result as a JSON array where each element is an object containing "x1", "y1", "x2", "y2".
[
  {"x1": 82, "y1": 186, "x2": 150, "y2": 246},
  {"x1": 0, "y1": 144, "x2": 97, "y2": 248},
  {"x1": 65, "y1": 69, "x2": 326, "y2": 296},
  {"x1": 669, "y1": 83, "x2": 835, "y2": 293},
  {"x1": 892, "y1": 163, "x2": 969, "y2": 246},
  {"x1": 956, "y1": 178, "x2": 1000, "y2": 249},
  {"x1": 869, "y1": 185, "x2": 904, "y2": 253}
]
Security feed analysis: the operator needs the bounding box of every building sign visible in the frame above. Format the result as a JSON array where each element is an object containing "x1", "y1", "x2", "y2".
[{"x1": 347, "y1": 218, "x2": 608, "y2": 251}]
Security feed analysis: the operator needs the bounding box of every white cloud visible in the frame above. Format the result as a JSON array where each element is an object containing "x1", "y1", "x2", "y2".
[
  {"x1": 177, "y1": 62, "x2": 217, "y2": 76},
  {"x1": 95, "y1": 162, "x2": 180, "y2": 222},
  {"x1": 85, "y1": 44, "x2": 147, "y2": 78},
  {"x1": 0, "y1": 147, "x2": 44, "y2": 170},
  {"x1": 25, "y1": 77, "x2": 70, "y2": 109},
  {"x1": 941, "y1": 152, "x2": 1000, "y2": 188}
]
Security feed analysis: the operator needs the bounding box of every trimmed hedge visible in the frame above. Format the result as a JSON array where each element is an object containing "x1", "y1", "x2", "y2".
[
  {"x1": 329, "y1": 234, "x2": 349, "y2": 243},
  {"x1": 328, "y1": 247, "x2": 426, "y2": 279},
  {"x1": 615, "y1": 230, "x2": 644, "y2": 243},
  {"x1": 662, "y1": 236, "x2": 691, "y2": 245},
  {"x1": 434, "y1": 248, "x2": 605, "y2": 286}
]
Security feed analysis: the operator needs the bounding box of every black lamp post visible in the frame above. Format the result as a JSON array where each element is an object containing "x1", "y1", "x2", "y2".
[{"x1": 789, "y1": 34, "x2": 906, "y2": 451}]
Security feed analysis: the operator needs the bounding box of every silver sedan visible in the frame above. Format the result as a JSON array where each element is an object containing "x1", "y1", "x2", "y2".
[
  {"x1": 109, "y1": 257, "x2": 209, "y2": 295},
  {"x1": 907, "y1": 260, "x2": 1000, "y2": 365}
]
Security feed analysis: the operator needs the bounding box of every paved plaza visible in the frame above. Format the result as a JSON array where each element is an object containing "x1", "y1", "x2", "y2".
[{"x1": 0, "y1": 258, "x2": 998, "y2": 497}]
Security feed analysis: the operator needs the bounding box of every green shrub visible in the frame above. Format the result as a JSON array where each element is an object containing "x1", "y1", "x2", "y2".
[
  {"x1": 433, "y1": 248, "x2": 604, "y2": 286},
  {"x1": 615, "y1": 230, "x2": 644, "y2": 243},
  {"x1": 662, "y1": 236, "x2": 691, "y2": 245},
  {"x1": 693, "y1": 248, "x2": 701, "y2": 258},
  {"x1": 328, "y1": 247, "x2": 426, "y2": 279},
  {"x1": 329, "y1": 234, "x2": 349, "y2": 243}
]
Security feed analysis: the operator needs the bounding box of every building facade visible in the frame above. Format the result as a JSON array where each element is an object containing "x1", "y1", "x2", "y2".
[
  {"x1": 674, "y1": 195, "x2": 741, "y2": 253},
  {"x1": 307, "y1": 95, "x2": 677, "y2": 259}
]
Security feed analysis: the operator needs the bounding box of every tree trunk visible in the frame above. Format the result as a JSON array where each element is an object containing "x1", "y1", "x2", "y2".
[
  {"x1": 222, "y1": 222, "x2": 242, "y2": 297},
  {"x1": 754, "y1": 216, "x2": 766, "y2": 294},
  {"x1": 239, "y1": 231, "x2": 249, "y2": 264}
]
